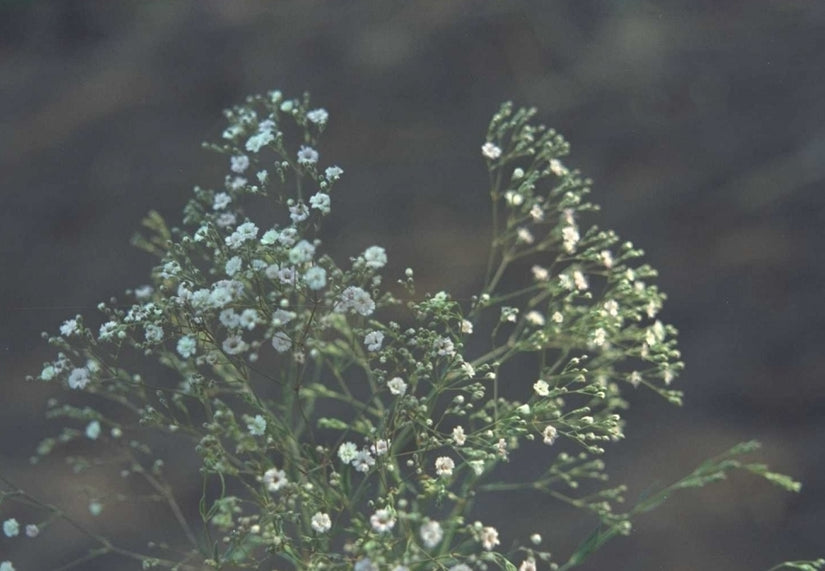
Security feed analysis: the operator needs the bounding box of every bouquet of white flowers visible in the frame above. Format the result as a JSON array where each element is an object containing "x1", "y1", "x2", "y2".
[{"x1": 1, "y1": 90, "x2": 819, "y2": 571}]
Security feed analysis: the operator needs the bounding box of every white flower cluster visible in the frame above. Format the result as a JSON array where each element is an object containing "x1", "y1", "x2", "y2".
[
  {"x1": 20, "y1": 92, "x2": 702, "y2": 571},
  {"x1": 334, "y1": 286, "x2": 375, "y2": 316},
  {"x1": 338, "y1": 442, "x2": 377, "y2": 473}
]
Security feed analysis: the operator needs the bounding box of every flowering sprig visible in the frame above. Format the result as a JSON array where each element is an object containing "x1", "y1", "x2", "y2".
[{"x1": 2, "y1": 91, "x2": 817, "y2": 571}]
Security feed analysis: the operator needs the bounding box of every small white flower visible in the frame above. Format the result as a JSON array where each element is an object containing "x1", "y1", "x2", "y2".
[
  {"x1": 25, "y1": 524, "x2": 39, "y2": 538},
  {"x1": 144, "y1": 323, "x2": 164, "y2": 343},
  {"x1": 603, "y1": 300, "x2": 619, "y2": 318},
  {"x1": 387, "y1": 377, "x2": 407, "y2": 396},
  {"x1": 39, "y1": 365, "x2": 56, "y2": 381},
  {"x1": 245, "y1": 129, "x2": 275, "y2": 153},
  {"x1": 501, "y1": 306, "x2": 519, "y2": 323},
  {"x1": 526, "y1": 310, "x2": 545, "y2": 326},
  {"x1": 372, "y1": 439, "x2": 390, "y2": 456},
  {"x1": 562, "y1": 225, "x2": 580, "y2": 253},
  {"x1": 306, "y1": 108, "x2": 329, "y2": 125},
  {"x1": 289, "y1": 201, "x2": 309, "y2": 223},
  {"x1": 370, "y1": 508, "x2": 396, "y2": 533},
  {"x1": 663, "y1": 366, "x2": 675, "y2": 386},
  {"x1": 134, "y1": 285, "x2": 153, "y2": 300},
  {"x1": 278, "y1": 227, "x2": 298, "y2": 246},
  {"x1": 505, "y1": 190, "x2": 524, "y2": 206},
  {"x1": 325, "y1": 165, "x2": 343, "y2": 180},
  {"x1": 219, "y1": 308, "x2": 240, "y2": 328},
  {"x1": 629, "y1": 371, "x2": 642, "y2": 388},
  {"x1": 533, "y1": 379, "x2": 550, "y2": 396},
  {"x1": 461, "y1": 361, "x2": 475, "y2": 379},
  {"x1": 226, "y1": 221, "x2": 259, "y2": 248},
  {"x1": 263, "y1": 467, "x2": 288, "y2": 492},
  {"x1": 230, "y1": 155, "x2": 250, "y2": 173},
  {"x1": 177, "y1": 336, "x2": 197, "y2": 359},
  {"x1": 364, "y1": 330, "x2": 385, "y2": 352},
  {"x1": 289, "y1": 240, "x2": 315, "y2": 264},
  {"x1": 227, "y1": 175, "x2": 246, "y2": 191},
  {"x1": 309, "y1": 192, "x2": 331, "y2": 214},
  {"x1": 271, "y1": 309, "x2": 296, "y2": 326},
  {"x1": 481, "y1": 142, "x2": 502, "y2": 159},
  {"x1": 222, "y1": 334, "x2": 249, "y2": 355},
  {"x1": 311, "y1": 512, "x2": 332, "y2": 533},
  {"x1": 278, "y1": 266, "x2": 299, "y2": 285},
  {"x1": 435, "y1": 456, "x2": 455, "y2": 477},
  {"x1": 334, "y1": 286, "x2": 375, "y2": 316},
  {"x1": 433, "y1": 337, "x2": 455, "y2": 356},
  {"x1": 519, "y1": 558, "x2": 537, "y2": 571},
  {"x1": 239, "y1": 308, "x2": 259, "y2": 330},
  {"x1": 552, "y1": 311, "x2": 564, "y2": 324},
  {"x1": 297, "y1": 145, "x2": 319, "y2": 165},
  {"x1": 363, "y1": 246, "x2": 387, "y2": 269},
  {"x1": 420, "y1": 520, "x2": 443, "y2": 548},
  {"x1": 67, "y1": 367, "x2": 91, "y2": 390},
  {"x1": 247, "y1": 415, "x2": 267, "y2": 436},
  {"x1": 260, "y1": 229, "x2": 278, "y2": 245},
  {"x1": 271, "y1": 332, "x2": 292, "y2": 353},
  {"x1": 496, "y1": 437, "x2": 508, "y2": 459},
  {"x1": 223, "y1": 123, "x2": 242, "y2": 140},
  {"x1": 352, "y1": 449, "x2": 375, "y2": 472},
  {"x1": 304, "y1": 266, "x2": 327, "y2": 290},
  {"x1": 599, "y1": 249, "x2": 614, "y2": 268},
  {"x1": 543, "y1": 425, "x2": 558, "y2": 445},
  {"x1": 650, "y1": 320, "x2": 666, "y2": 344},
  {"x1": 592, "y1": 328, "x2": 607, "y2": 347},
  {"x1": 531, "y1": 265, "x2": 549, "y2": 281},
  {"x1": 161, "y1": 260, "x2": 182, "y2": 279},
  {"x1": 225, "y1": 256, "x2": 242, "y2": 276},
  {"x1": 338, "y1": 442, "x2": 358, "y2": 464},
  {"x1": 517, "y1": 227, "x2": 534, "y2": 244},
  {"x1": 530, "y1": 203, "x2": 544, "y2": 221},
  {"x1": 530, "y1": 533, "x2": 542, "y2": 545},
  {"x1": 97, "y1": 321, "x2": 117, "y2": 341},
  {"x1": 190, "y1": 288, "x2": 213, "y2": 309},
  {"x1": 216, "y1": 212, "x2": 237, "y2": 228},
  {"x1": 60, "y1": 318, "x2": 79, "y2": 337},
  {"x1": 452, "y1": 425, "x2": 466, "y2": 446},
  {"x1": 460, "y1": 319, "x2": 473, "y2": 334},
  {"x1": 480, "y1": 526, "x2": 500, "y2": 551},
  {"x1": 549, "y1": 158, "x2": 568, "y2": 176},
  {"x1": 573, "y1": 270, "x2": 588, "y2": 291},
  {"x1": 85, "y1": 420, "x2": 101, "y2": 440},
  {"x1": 3, "y1": 518, "x2": 19, "y2": 538},
  {"x1": 269, "y1": 265, "x2": 296, "y2": 285}
]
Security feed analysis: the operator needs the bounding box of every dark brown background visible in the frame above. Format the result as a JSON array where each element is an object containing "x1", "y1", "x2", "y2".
[{"x1": 1, "y1": 1, "x2": 823, "y2": 569}]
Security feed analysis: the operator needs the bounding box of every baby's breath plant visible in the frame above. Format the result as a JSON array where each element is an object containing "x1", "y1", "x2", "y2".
[{"x1": 1, "y1": 90, "x2": 821, "y2": 571}]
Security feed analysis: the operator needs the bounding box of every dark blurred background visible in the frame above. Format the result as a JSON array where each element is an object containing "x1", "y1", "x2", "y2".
[{"x1": 1, "y1": 1, "x2": 823, "y2": 569}]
